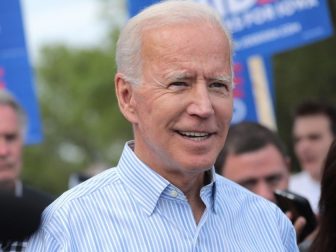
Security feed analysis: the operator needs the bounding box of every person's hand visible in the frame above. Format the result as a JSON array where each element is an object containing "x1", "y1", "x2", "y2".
[{"x1": 286, "y1": 211, "x2": 306, "y2": 240}]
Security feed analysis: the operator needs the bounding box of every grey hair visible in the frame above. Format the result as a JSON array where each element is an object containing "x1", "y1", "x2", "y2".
[
  {"x1": 116, "y1": 0, "x2": 233, "y2": 85},
  {"x1": 0, "y1": 89, "x2": 27, "y2": 136}
]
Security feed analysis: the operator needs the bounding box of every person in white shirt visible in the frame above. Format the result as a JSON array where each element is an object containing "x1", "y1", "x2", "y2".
[
  {"x1": 290, "y1": 100, "x2": 336, "y2": 214},
  {"x1": 215, "y1": 121, "x2": 310, "y2": 246}
]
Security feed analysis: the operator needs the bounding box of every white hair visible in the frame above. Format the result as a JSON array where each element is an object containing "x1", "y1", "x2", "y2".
[
  {"x1": 0, "y1": 89, "x2": 27, "y2": 136},
  {"x1": 116, "y1": 0, "x2": 233, "y2": 85}
]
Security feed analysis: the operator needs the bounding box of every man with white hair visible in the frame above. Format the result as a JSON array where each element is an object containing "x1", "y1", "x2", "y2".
[
  {"x1": 0, "y1": 89, "x2": 53, "y2": 251},
  {"x1": 27, "y1": 1, "x2": 298, "y2": 251}
]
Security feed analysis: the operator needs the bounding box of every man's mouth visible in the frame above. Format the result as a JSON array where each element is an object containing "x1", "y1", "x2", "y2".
[
  {"x1": 176, "y1": 131, "x2": 213, "y2": 141},
  {"x1": 0, "y1": 162, "x2": 12, "y2": 170}
]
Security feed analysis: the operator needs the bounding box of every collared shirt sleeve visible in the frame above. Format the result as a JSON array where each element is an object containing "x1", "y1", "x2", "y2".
[
  {"x1": 26, "y1": 207, "x2": 69, "y2": 252},
  {"x1": 275, "y1": 206, "x2": 299, "y2": 251},
  {"x1": 26, "y1": 228, "x2": 61, "y2": 252}
]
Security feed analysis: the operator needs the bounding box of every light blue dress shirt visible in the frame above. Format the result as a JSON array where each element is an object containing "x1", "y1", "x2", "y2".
[{"x1": 26, "y1": 141, "x2": 298, "y2": 251}]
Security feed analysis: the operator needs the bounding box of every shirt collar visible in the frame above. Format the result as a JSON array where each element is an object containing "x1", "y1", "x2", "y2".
[
  {"x1": 117, "y1": 141, "x2": 218, "y2": 215},
  {"x1": 117, "y1": 141, "x2": 170, "y2": 216},
  {"x1": 201, "y1": 168, "x2": 218, "y2": 213},
  {"x1": 15, "y1": 180, "x2": 23, "y2": 197}
]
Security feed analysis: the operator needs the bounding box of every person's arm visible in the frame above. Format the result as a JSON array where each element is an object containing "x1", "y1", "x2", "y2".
[
  {"x1": 25, "y1": 206, "x2": 70, "y2": 251},
  {"x1": 276, "y1": 207, "x2": 300, "y2": 251},
  {"x1": 286, "y1": 212, "x2": 306, "y2": 240},
  {"x1": 25, "y1": 228, "x2": 63, "y2": 252}
]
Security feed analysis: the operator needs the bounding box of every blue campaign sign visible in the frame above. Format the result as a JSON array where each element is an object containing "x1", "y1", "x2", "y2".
[
  {"x1": 232, "y1": 59, "x2": 258, "y2": 124},
  {"x1": 197, "y1": 0, "x2": 333, "y2": 57},
  {"x1": 126, "y1": 0, "x2": 158, "y2": 17},
  {"x1": 0, "y1": 0, "x2": 43, "y2": 144},
  {"x1": 232, "y1": 55, "x2": 276, "y2": 129}
]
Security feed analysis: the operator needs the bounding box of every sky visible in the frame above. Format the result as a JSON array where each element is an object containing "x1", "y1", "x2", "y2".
[{"x1": 21, "y1": 0, "x2": 126, "y2": 62}]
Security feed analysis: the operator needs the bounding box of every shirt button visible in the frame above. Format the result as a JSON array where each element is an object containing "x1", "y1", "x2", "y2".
[{"x1": 170, "y1": 190, "x2": 178, "y2": 197}]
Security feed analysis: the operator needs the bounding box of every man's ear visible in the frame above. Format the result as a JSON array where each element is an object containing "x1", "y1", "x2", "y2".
[{"x1": 115, "y1": 73, "x2": 138, "y2": 123}]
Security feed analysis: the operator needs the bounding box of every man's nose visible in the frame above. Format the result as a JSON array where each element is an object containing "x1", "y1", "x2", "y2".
[
  {"x1": 296, "y1": 138, "x2": 310, "y2": 152},
  {"x1": 186, "y1": 84, "x2": 214, "y2": 118},
  {"x1": 0, "y1": 138, "x2": 10, "y2": 157},
  {"x1": 254, "y1": 182, "x2": 275, "y2": 203}
]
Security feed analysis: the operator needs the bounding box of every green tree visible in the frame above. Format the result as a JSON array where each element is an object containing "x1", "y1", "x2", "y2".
[
  {"x1": 273, "y1": 0, "x2": 336, "y2": 172},
  {"x1": 22, "y1": 30, "x2": 132, "y2": 195}
]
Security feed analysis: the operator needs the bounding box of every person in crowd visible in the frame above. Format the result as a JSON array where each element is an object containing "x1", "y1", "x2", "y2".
[
  {"x1": 215, "y1": 121, "x2": 290, "y2": 203},
  {"x1": 26, "y1": 1, "x2": 298, "y2": 251},
  {"x1": 289, "y1": 100, "x2": 336, "y2": 213},
  {"x1": 309, "y1": 140, "x2": 336, "y2": 252},
  {"x1": 0, "y1": 89, "x2": 54, "y2": 251},
  {"x1": 214, "y1": 121, "x2": 314, "y2": 249}
]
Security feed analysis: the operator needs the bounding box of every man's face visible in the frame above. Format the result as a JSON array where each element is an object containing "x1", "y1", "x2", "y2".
[
  {"x1": 126, "y1": 23, "x2": 233, "y2": 183},
  {"x1": 222, "y1": 144, "x2": 289, "y2": 202},
  {"x1": 293, "y1": 115, "x2": 334, "y2": 181},
  {"x1": 0, "y1": 105, "x2": 23, "y2": 188}
]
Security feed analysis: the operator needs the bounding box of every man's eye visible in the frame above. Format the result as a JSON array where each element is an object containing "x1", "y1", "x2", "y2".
[
  {"x1": 5, "y1": 134, "x2": 18, "y2": 142},
  {"x1": 309, "y1": 134, "x2": 321, "y2": 141},
  {"x1": 266, "y1": 175, "x2": 282, "y2": 186},
  {"x1": 209, "y1": 82, "x2": 230, "y2": 93},
  {"x1": 210, "y1": 82, "x2": 226, "y2": 88},
  {"x1": 168, "y1": 82, "x2": 189, "y2": 90},
  {"x1": 171, "y1": 82, "x2": 187, "y2": 87}
]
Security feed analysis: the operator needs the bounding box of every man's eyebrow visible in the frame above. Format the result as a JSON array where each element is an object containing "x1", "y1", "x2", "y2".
[
  {"x1": 265, "y1": 173, "x2": 283, "y2": 180},
  {"x1": 162, "y1": 72, "x2": 234, "y2": 88},
  {"x1": 238, "y1": 178, "x2": 258, "y2": 185},
  {"x1": 207, "y1": 75, "x2": 232, "y2": 83},
  {"x1": 164, "y1": 71, "x2": 193, "y2": 81},
  {"x1": 208, "y1": 75, "x2": 231, "y2": 81},
  {"x1": 165, "y1": 72, "x2": 232, "y2": 81},
  {"x1": 308, "y1": 133, "x2": 322, "y2": 139},
  {"x1": 207, "y1": 75, "x2": 234, "y2": 89}
]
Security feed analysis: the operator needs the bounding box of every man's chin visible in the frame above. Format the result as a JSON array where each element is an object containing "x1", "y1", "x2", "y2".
[
  {"x1": 303, "y1": 165, "x2": 321, "y2": 178},
  {"x1": 183, "y1": 161, "x2": 213, "y2": 173},
  {"x1": 0, "y1": 177, "x2": 16, "y2": 192}
]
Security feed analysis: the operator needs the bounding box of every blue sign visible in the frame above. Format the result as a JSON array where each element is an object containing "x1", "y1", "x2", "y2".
[
  {"x1": 126, "y1": 0, "x2": 157, "y2": 17},
  {"x1": 196, "y1": 0, "x2": 333, "y2": 57},
  {"x1": 0, "y1": 0, "x2": 43, "y2": 144},
  {"x1": 232, "y1": 55, "x2": 276, "y2": 129}
]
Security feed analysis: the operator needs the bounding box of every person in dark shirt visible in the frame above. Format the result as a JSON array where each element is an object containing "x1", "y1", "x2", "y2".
[{"x1": 0, "y1": 89, "x2": 54, "y2": 251}]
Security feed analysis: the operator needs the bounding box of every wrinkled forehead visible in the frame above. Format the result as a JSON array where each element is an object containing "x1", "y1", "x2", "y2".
[
  {"x1": 141, "y1": 23, "x2": 232, "y2": 67},
  {"x1": 141, "y1": 21, "x2": 230, "y2": 49},
  {"x1": 294, "y1": 115, "x2": 333, "y2": 135}
]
